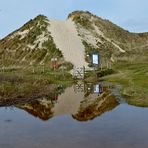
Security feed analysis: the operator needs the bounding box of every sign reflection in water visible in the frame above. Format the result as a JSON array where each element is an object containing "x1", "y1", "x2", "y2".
[{"x1": 94, "y1": 84, "x2": 101, "y2": 95}]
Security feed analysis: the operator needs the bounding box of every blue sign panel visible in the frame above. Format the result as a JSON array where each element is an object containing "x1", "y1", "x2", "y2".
[{"x1": 92, "y1": 54, "x2": 99, "y2": 65}]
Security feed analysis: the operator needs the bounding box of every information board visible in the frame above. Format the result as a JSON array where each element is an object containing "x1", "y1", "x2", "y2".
[{"x1": 92, "y1": 54, "x2": 99, "y2": 65}]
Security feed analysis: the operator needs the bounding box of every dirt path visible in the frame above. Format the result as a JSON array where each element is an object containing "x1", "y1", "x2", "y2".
[{"x1": 49, "y1": 19, "x2": 88, "y2": 68}]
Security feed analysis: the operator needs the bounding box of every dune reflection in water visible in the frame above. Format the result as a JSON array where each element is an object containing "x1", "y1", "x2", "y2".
[{"x1": 16, "y1": 82, "x2": 119, "y2": 122}]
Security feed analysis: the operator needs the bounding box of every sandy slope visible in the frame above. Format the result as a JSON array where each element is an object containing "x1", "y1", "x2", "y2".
[{"x1": 48, "y1": 19, "x2": 88, "y2": 68}]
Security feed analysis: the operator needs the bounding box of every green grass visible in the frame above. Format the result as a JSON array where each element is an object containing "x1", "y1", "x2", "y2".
[
  {"x1": 102, "y1": 63, "x2": 148, "y2": 107},
  {"x1": 0, "y1": 67, "x2": 73, "y2": 101}
]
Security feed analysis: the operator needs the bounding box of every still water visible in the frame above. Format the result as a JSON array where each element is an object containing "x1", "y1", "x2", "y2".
[{"x1": 0, "y1": 82, "x2": 148, "y2": 148}]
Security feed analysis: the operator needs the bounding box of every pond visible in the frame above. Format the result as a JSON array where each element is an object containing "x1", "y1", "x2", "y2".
[{"x1": 0, "y1": 82, "x2": 148, "y2": 148}]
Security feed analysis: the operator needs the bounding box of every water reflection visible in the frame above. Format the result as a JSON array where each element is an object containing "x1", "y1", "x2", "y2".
[
  {"x1": 0, "y1": 81, "x2": 147, "y2": 122},
  {"x1": 10, "y1": 82, "x2": 119, "y2": 122},
  {"x1": 0, "y1": 82, "x2": 148, "y2": 148}
]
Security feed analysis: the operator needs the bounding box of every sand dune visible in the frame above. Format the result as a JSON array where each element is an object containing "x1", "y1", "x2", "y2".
[{"x1": 49, "y1": 19, "x2": 88, "y2": 68}]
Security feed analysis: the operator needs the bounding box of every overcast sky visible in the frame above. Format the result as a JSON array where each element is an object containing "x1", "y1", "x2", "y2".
[{"x1": 0, "y1": 0, "x2": 148, "y2": 38}]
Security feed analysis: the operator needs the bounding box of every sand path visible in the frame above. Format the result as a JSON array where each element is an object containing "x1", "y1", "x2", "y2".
[{"x1": 49, "y1": 19, "x2": 88, "y2": 68}]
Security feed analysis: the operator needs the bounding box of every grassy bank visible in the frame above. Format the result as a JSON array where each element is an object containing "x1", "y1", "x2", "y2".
[
  {"x1": 101, "y1": 63, "x2": 148, "y2": 107},
  {"x1": 0, "y1": 67, "x2": 73, "y2": 102}
]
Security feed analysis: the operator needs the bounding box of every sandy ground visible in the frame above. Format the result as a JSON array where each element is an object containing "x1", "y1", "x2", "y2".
[{"x1": 49, "y1": 19, "x2": 88, "y2": 68}]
